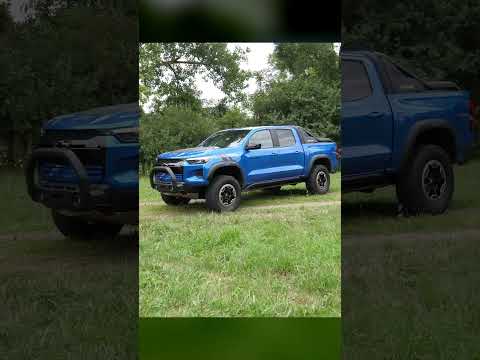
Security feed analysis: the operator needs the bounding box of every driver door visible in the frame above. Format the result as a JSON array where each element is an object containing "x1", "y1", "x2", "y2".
[{"x1": 243, "y1": 129, "x2": 276, "y2": 185}]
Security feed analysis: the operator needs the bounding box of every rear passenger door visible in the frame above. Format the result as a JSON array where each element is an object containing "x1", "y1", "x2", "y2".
[{"x1": 271, "y1": 129, "x2": 305, "y2": 179}]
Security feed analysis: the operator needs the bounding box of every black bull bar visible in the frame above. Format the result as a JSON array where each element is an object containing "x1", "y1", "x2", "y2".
[
  {"x1": 25, "y1": 147, "x2": 91, "y2": 209},
  {"x1": 150, "y1": 166, "x2": 184, "y2": 192}
]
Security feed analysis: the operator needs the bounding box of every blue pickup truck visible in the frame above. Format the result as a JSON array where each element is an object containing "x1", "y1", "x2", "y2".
[
  {"x1": 341, "y1": 50, "x2": 475, "y2": 214},
  {"x1": 25, "y1": 103, "x2": 139, "y2": 239},
  {"x1": 150, "y1": 126, "x2": 339, "y2": 212}
]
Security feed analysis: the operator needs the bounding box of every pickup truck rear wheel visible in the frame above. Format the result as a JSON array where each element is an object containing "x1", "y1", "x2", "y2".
[
  {"x1": 306, "y1": 165, "x2": 330, "y2": 195},
  {"x1": 52, "y1": 210, "x2": 123, "y2": 240},
  {"x1": 161, "y1": 194, "x2": 191, "y2": 206},
  {"x1": 206, "y1": 175, "x2": 241, "y2": 212},
  {"x1": 396, "y1": 145, "x2": 454, "y2": 215}
]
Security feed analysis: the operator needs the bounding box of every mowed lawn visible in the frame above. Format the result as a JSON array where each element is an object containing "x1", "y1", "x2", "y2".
[
  {"x1": 1, "y1": 169, "x2": 137, "y2": 360},
  {"x1": 139, "y1": 173, "x2": 341, "y2": 317}
]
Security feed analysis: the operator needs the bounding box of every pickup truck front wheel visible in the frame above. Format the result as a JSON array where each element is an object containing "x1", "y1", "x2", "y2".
[
  {"x1": 52, "y1": 210, "x2": 123, "y2": 240},
  {"x1": 306, "y1": 165, "x2": 330, "y2": 195},
  {"x1": 396, "y1": 145, "x2": 454, "y2": 215},
  {"x1": 161, "y1": 194, "x2": 191, "y2": 206},
  {"x1": 206, "y1": 175, "x2": 241, "y2": 212}
]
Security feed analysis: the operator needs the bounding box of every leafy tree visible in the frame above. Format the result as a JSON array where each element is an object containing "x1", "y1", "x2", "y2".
[
  {"x1": 139, "y1": 43, "x2": 250, "y2": 111},
  {"x1": 342, "y1": 0, "x2": 480, "y2": 98},
  {"x1": 0, "y1": 0, "x2": 137, "y2": 164},
  {"x1": 252, "y1": 43, "x2": 340, "y2": 140}
]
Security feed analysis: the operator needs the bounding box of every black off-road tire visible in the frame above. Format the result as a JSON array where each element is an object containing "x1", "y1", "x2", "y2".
[
  {"x1": 161, "y1": 193, "x2": 191, "y2": 206},
  {"x1": 205, "y1": 175, "x2": 241, "y2": 212},
  {"x1": 396, "y1": 145, "x2": 454, "y2": 215},
  {"x1": 306, "y1": 164, "x2": 330, "y2": 195},
  {"x1": 52, "y1": 210, "x2": 123, "y2": 240}
]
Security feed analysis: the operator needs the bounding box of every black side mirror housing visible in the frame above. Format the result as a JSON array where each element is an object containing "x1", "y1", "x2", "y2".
[{"x1": 246, "y1": 143, "x2": 262, "y2": 151}]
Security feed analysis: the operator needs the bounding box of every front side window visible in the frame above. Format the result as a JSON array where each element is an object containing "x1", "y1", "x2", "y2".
[
  {"x1": 199, "y1": 129, "x2": 250, "y2": 148},
  {"x1": 341, "y1": 59, "x2": 373, "y2": 102},
  {"x1": 248, "y1": 130, "x2": 273, "y2": 149},
  {"x1": 274, "y1": 129, "x2": 296, "y2": 147}
]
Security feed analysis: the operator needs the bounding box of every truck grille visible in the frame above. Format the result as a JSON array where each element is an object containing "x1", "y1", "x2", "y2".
[
  {"x1": 39, "y1": 162, "x2": 104, "y2": 184},
  {"x1": 154, "y1": 172, "x2": 183, "y2": 184}
]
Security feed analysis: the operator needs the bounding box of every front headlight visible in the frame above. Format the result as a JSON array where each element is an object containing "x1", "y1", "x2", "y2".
[
  {"x1": 111, "y1": 127, "x2": 139, "y2": 143},
  {"x1": 185, "y1": 157, "x2": 212, "y2": 164}
]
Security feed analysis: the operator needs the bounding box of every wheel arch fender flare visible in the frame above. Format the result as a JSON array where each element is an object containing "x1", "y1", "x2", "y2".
[
  {"x1": 399, "y1": 119, "x2": 457, "y2": 171},
  {"x1": 207, "y1": 161, "x2": 246, "y2": 186},
  {"x1": 308, "y1": 154, "x2": 332, "y2": 174}
]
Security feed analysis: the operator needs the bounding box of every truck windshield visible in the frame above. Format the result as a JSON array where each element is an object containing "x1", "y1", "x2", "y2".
[{"x1": 199, "y1": 129, "x2": 250, "y2": 148}]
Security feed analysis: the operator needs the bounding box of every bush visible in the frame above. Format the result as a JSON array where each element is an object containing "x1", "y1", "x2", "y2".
[{"x1": 140, "y1": 106, "x2": 216, "y2": 173}]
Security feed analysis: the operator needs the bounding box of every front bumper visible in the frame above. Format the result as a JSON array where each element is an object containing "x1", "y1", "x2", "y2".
[
  {"x1": 150, "y1": 165, "x2": 206, "y2": 194},
  {"x1": 26, "y1": 147, "x2": 137, "y2": 212},
  {"x1": 26, "y1": 147, "x2": 92, "y2": 209}
]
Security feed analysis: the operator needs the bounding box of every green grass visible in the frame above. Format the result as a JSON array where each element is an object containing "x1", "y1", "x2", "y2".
[
  {"x1": 139, "y1": 174, "x2": 341, "y2": 317},
  {"x1": 342, "y1": 151, "x2": 480, "y2": 359},
  {"x1": 342, "y1": 155, "x2": 480, "y2": 236},
  {"x1": 343, "y1": 230, "x2": 480, "y2": 359},
  {"x1": 0, "y1": 169, "x2": 53, "y2": 234},
  {"x1": 0, "y1": 169, "x2": 137, "y2": 359}
]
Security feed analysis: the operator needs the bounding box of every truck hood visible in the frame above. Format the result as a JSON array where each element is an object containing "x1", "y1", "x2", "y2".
[
  {"x1": 158, "y1": 146, "x2": 238, "y2": 159},
  {"x1": 44, "y1": 103, "x2": 139, "y2": 130}
]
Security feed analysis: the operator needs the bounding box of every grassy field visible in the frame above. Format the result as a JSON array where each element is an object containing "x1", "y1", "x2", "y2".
[
  {"x1": 342, "y1": 152, "x2": 480, "y2": 358},
  {"x1": 0, "y1": 169, "x2": 53, "y2": 234},
  {"x1": 0, "y1": 169, "x2": 137, "y2": 359},
  {"x1": 139, "y1": 173, "x2": 341, "y2": 317}
]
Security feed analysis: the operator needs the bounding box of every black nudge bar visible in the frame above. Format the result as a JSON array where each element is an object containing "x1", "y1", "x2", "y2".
[
  {"x1": 25, "y1": 147, "x2": 91, "y2": 209},
  {"x1": 149, "y1": 166, "x2": 178, "y2": 189}
]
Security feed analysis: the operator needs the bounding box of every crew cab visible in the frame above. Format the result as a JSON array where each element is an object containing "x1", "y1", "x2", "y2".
[
  {"x1": 341, "y1": 50, "x2": 475, "y2": 214},
  {"x1": 25, "y1": 103, "x2": 139, "y2": 239},
  {"x1": 150, "y1": 126, "x2": 338, "y2": 212}
]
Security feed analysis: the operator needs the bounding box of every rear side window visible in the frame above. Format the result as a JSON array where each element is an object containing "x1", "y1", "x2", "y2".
[
  {"x1": 248, "y1": 130, "x2": 273, "y2": 149},
  {"x1": 383, "y1": 60, "x2": 426, "y2": 93},
  {"x1": 297, "y1": 127, "x2": 319, "y2": 144},
  {"x1": 274, "y1": 129, "x2": 296, "y2": 147},
  {"x1": 341, "y1": 60, "x2": 372, "y2": 102}
]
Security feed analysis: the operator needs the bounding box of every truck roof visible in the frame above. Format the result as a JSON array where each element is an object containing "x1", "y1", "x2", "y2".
[{"x1": 220, "y1": 125, "x2": 298, "y2": 131}]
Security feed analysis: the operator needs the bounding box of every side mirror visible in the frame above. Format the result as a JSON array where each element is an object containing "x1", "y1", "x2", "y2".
[{"x1": 246, "y1": 143, "x2": 262, "y2": 151}]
